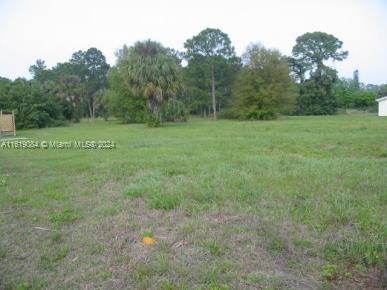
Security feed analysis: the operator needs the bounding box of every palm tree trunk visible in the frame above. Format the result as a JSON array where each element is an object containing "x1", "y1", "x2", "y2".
[{"x1": 147, "y1": 98, "x2": 161, "y2": 126}]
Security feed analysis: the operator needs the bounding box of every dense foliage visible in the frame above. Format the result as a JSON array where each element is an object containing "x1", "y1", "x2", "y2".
[
  {"x1": 0, "y1": 77, "x2": 66, "y2": 128},
  {"x1": 289, "y1": 32, "x2": 348, "y2": 115},
  {"x1": 230, "y1": 44, "x2": 295, "y2": 120},
  {"x1": 184, "y1": 28, "x2": 241, "y2": 118},
  {"x1": 0, "y1": 48, "x2": 110, "y2": 129},
  {"x1": 68, "y1": 48, "x2": 110, "y2": 119},
  {"x1": 0, "y1": 29, "x2": 384, "y2": 130},
  {"x1": 334, "y1": 77, "x2": 378, "y2": 110},
  {"x1": 105, "y1": 67, "x2": 146, "y2": 123},
  {"x1": 162, "y1": 99, "x2": 188, "y2": 122},
  {"x1": 111, "y1": 41, "x2": 183, "y2": 126}
]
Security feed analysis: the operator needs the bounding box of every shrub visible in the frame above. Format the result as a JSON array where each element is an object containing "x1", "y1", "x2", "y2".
[
  {"x1": 242, "y1": 107, "x2": 276, "y2": 120},
  {"x1": 145, "y1": 112, "x2": 163, "y2": 127},
  {"x1": 162, "y1": 99, "x2": 188, "y2": 122},
  {"x1": 105, "y1": 89, "x2": 146, "y2": 123},
  {"x1": 0, "y1": 79, "x2": 67, "y2": 129},
  {"x1": 352, "y1": 91, "x2": 377, "y2": 108},
  {"x1": 231, "y1": 44, "x2": 294, "y2": 120},
  {"x1": 219, "y1": 107, "x2": 277, "y2": 120}
]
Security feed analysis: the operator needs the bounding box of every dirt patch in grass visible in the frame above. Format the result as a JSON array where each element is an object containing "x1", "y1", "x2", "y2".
[{"x1": 1, "y1": 197, "x2": 384, "y2": 289}]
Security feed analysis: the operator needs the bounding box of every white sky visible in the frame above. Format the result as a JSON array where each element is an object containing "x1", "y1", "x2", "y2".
[{"x1": 0, "y1": 0, "x2": 386, "y2": 84}]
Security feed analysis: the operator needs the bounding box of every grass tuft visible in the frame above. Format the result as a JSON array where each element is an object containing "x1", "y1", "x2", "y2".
[
  {"x1": 48, "y1": 207, "x2": 82, "y2": 225},
  {"x1": 148, "y1": 192, "x2": 181, "y2": 210}
]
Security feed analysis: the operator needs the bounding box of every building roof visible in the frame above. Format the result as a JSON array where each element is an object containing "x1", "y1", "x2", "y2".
[{"x1": 376, "y1": 96, "x2": 387, "y2": 102}]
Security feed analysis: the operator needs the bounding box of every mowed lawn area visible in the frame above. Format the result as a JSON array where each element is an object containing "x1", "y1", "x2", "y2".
[{"x1": 0, "y1": 115, "x2": 386, "y2": 289}]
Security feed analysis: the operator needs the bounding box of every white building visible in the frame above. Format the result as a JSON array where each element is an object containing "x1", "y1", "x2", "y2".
[{"x1": 376, "y1": 96, "x2": 387, "y2": 116}]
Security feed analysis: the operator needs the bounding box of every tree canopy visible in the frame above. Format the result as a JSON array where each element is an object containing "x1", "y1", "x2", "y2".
[
  {"x1": 69, "y1": 48, "x2": 110, "y2": 119},
  {"x1": 114, "y1": 40, "x2": 182, "y2": 126},
  {"x1": 184, "y1": 28, "x2": 241, "y2": 119},
  {"x1": 1, "y1": 29, "x2": 384, "y2": 129},
  {"x1": 291, "y1": 31, "x2": 348, "y2": 81},
  {"x1": 231, "y1": 44, "x2": 295, "y2": 119},
  {"x1": 290, "y1": 32, "x2": 348, "y2": 114}
]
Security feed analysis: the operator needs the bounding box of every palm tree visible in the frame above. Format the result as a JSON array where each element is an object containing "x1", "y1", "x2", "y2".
[{"x1": 116, "y1": 40, "x2": 181, "y2": 126}]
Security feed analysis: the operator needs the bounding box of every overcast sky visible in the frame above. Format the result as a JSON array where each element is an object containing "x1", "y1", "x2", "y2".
[{"x1": 0, "y1": 0, "x2": 386, "y2": 84}]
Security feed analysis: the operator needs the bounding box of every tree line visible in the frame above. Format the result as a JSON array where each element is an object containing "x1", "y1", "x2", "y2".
[{"x1": 0, "y1": 29, "x2": 386, "y2": 128}]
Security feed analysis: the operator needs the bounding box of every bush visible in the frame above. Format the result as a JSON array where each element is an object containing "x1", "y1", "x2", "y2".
[
  {"x1": 219, "y1": 107, "x2": 277, "y2": 121},
  {"x1": 105, "y1": 89, "x2": 146, "y2": 123},
  {"x1": 162, "y1": 99, "x2": 188, "y2": 122},
  {"x1": 231, "y1": 44, "x2": 294, "y2": 120},
  {"x1": 242, "y1": 107, "x2": 276, "y2": 120},
  {"x1": 1, "y1": 79, "x2": 67, "y2": 129},
  {"x1": 145, "y1": 112, "x2": 162, "y2": 127},
  {"x1": 352, "y1": 91, "x2": 376, "y2": 108}
]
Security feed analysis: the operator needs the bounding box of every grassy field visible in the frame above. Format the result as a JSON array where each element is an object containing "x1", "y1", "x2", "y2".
[{"x1": 0, "y1": 115, "x2": 386, "y2": 289}]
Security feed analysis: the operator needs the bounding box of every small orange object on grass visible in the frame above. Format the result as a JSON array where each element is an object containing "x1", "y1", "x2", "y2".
[{"x1": 143, "y1": 236, "x2": 157, "y2": 245}]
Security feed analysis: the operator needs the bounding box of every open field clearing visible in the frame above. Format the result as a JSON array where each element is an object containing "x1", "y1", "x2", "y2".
[{"x1": 0, "y1": 115, "x2": 386, "y2": 289}]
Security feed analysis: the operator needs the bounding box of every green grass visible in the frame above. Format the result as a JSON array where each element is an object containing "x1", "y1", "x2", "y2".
[{"x1": 0, "y1": 115, "x2": 386, "y2": 289}]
